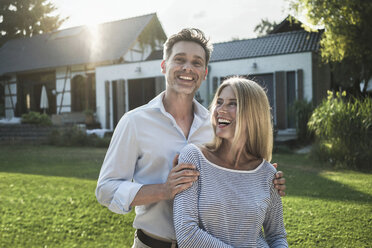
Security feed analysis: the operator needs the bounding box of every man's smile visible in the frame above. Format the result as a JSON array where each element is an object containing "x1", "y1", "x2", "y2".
[{"x1": 177, "y1": 74, "x2": 195, "y2": 81}]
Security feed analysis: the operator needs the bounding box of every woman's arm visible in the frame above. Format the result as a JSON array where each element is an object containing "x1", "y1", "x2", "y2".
[
  {"x1": 173, "y1": 146, "x2": 233, "y2": 248},
  {"x1": 263, "y1": 176, "x2": 289, "y2": 248}
]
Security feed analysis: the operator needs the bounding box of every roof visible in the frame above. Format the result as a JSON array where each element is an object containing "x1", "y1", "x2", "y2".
[
  {"x1": 210, "y1": 30, "x2": 322, "y2": 62},
  {"x1": 146, "y1": 49, "x2": 163, "y2": 61},
  {"x1": 0, "y1": 13, "x2": 160, "y2": 75},
  {"x1": 269, "y1": 15, "x2": 304, "y2": 34}
]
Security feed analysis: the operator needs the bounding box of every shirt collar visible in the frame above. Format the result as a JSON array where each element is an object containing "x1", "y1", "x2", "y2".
[{"x1": 147, "y1": 91, "x2": 210, "y2": 120}]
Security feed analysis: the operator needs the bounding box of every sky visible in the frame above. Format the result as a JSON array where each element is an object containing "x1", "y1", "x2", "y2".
[{"x1": 52, "y1": 0, "x2": 293, "y2": 43}]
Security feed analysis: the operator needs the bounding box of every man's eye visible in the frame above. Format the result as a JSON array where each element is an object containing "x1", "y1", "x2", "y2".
[
  {"x1": 175, "y1": 58, "x2": 184, "y2": 63},
  {"x1": 193, "y1": 61, "x2": 202, "y2": 67}
]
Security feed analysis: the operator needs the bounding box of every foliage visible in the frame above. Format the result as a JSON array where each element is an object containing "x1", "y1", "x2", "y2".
[
  {"x1": 48, "y1": 125, "x2": 111, "y2": 148},
  {"x1": 290, "y1": 100, "x2": 314, "y2": 143},
  {"x1": 329, "y1": 58, "x2": 368, "y2": 95},
  {"x1": 308, "y1": 91, "x2": 372, "y2": 170},
  {"x1": 0, "y1": 0, "x2": 67, "y2": 46},
  {"x1": 289, "y1": 0, "x2": 372, "y2": 95},
  {"x1": 137, "y1": 15, "x2": 167, "y2": 51},
  {"x1": 21, "y1": 111, "x2": 52, "y2": 126},
  {"x1": 84, "y1": 109, "x2": 95, "y2": 116},
  {"x1": 0, "y1": 146, "x2": 371, "y2": 247},
  {"x1": 254, "y1": 18, "x2": 278, "y2": 37}
]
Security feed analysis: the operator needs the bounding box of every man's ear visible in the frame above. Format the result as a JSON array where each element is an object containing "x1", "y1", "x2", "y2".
[
  {"x1": 204, "y1": 67, "x2": 208, "y2": 80},
  {"x1": 161, "y1": 60, "x2": 166, "y2": 74}
]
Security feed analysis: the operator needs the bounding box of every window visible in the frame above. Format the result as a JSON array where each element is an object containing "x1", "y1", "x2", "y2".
[{"x1": 71, "y1": 74, "x2": 96, "y2": 112}]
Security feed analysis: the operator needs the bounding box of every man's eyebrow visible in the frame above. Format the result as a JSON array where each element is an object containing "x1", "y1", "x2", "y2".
[
  {"x1": 173, "y1": 53, "x2": 205, "y2": 62},
  {"x1": 173, "y1": 53, "x2": 186, "y2": 57},
  {"x1": 193, "y1": 55, "x2": 205, "y2": 62}
]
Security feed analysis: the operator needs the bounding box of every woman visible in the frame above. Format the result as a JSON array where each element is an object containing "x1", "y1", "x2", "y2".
[{"x1": 173, "y1": 77, "x2": 288, "y2": 247}]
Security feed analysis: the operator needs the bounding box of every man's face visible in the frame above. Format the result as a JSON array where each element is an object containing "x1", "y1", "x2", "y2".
[{"x1": 161, "y1": 41, "x2": 208, "y2": 96}]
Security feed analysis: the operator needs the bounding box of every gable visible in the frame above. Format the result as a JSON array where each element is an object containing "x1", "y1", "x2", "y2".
[
  {"x1": 0, "y1": 13, "x2": 166, "y2": 75},
  {"x1": 269, "y1": 16, "x2": 304, "y2": 34}
]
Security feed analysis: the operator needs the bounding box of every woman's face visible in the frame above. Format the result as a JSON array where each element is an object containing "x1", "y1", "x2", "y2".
[{"x1": 213, "y1": 85, "x2": 237, "y2": 142}]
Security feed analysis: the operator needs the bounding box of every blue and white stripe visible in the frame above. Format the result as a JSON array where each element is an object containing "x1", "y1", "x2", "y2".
[{"x1": 174, "y1": 143, "x2": 288, "y2": 248}]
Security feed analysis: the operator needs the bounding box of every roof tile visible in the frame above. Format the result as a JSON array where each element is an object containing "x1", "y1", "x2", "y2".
[{"x1": 210, "y1": 30, "x2": 322, "y2": 62}]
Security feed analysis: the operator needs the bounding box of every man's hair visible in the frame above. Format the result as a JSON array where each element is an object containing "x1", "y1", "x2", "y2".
[
  {"x1": 206, "y1": 76, "x2": 273, "y2": 162},
  {"x1": 163, "y1": 28, "x2": 213, "y2": 67}
]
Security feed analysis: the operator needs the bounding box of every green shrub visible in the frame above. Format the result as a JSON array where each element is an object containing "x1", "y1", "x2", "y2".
[
  {"x1": 290, "y1": 100, "x2": 314, "y2": 143},
  {"x1": 308, "y1": 91, "x2": 372, "y2": 170},
  {"x1": 21, "y1": 111, "x2": 52, "y2": 126},
  {"x1": 48, "y1": 126, "x2": 111, "y2": 148}
]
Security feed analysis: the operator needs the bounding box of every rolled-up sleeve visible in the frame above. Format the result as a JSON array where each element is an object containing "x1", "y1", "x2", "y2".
[{"x1": 95, "y1": 114, "x2": 143, "y2": 214}]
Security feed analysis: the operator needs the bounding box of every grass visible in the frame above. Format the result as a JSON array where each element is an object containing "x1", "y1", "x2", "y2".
[
  {"x1": 0, "y1": 145, "x2": 371, "y2": 247},
  {"x1": 0, "y1": 146, "x2": 135, "y2": 247},
  {"x1": 274, "y1": 153, "x2": 372, "y2": 247}
]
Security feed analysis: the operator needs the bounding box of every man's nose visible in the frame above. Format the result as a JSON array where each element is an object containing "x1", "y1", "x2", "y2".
[{"x1": 182, "y1": 62, "x2": 193, "y2": 71}]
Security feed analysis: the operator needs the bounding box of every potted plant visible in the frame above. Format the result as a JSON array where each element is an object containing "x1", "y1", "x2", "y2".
[{"x1": 84, "y1": 109, "x2": 95, "y2": 125}]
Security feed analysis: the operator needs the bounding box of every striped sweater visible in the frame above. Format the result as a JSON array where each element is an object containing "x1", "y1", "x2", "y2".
[{"x1": 174, "y1": 144, "x2": 288, "y2": 248}]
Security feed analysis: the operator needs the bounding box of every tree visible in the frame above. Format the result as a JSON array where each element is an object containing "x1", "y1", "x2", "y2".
[
  {"x1": 289, "y1": 0, "x2": 372, "y2": 96},
  {"x1": 254, "y1": 18, "x2": 278, "y2": 37},
  {"x1": 0, "y1": 0, "x2": 67, "y2": 47}
]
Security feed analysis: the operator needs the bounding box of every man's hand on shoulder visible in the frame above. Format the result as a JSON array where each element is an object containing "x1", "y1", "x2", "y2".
[
  {"x1": 162, "y1": 154, "x2": 199, "y2": 200},
  {"x1": 272, "y1": 163, "x2": 286, "y2": 197}
]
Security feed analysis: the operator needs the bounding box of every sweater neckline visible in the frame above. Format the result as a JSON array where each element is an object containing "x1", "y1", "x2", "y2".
[{"x1": 190, "y1": 144, "x2": 265, "y2": 174}]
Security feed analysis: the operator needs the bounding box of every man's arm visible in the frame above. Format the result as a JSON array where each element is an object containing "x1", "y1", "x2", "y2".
[
  {"x1": 130, "y1": 159, "x2": 287, "y2": 206},
  {"x1": 130, "y1": 155, "x2": 199, "y2": 206},
  {"x1": 96, "y1": 114, "x2": 153, "y2": 214},
  {"x1": 96, "y1": 112, "x2": 199, "y2": 212}
]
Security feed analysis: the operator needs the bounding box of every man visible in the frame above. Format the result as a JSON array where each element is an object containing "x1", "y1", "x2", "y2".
[{"x1": 96, "y1": 28, "x2": 286, "y2": 248}]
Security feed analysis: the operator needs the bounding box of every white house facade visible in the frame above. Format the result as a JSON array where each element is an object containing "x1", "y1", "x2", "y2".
[
  {"x1": 0, "y1": 15, "x2": 330, "y2": 134},
  {"x1": 95, "y1": 27, "x2": 329, "y2": 131},
  {"x1": 0, "y1": 13, "x2": 166, "y2": 125}
]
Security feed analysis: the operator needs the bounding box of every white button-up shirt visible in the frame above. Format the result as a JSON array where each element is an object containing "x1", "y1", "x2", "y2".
[{"x1": 96, "y1": 92, "x2": 213, "y2": 240}]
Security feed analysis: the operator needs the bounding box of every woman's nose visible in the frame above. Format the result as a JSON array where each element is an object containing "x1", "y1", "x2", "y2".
[{"x1": 217, "y1": 104, "x2": 227, "y2": 113}]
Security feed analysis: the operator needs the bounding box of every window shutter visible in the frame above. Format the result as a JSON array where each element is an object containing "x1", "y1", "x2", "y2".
[
  {"x1": 275, "y1": 71, "x2": 287, "y2": 129},
  {"x1": 297, "y1": 69, "x2": 304, "y2": 100}
]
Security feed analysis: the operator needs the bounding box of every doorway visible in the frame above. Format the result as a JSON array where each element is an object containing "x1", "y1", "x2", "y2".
[
  {"x1": 16, "y1": 72, "x2": 56, "y2": 116},
  {"x1": 128, "y1": 78, "x2": 156, "y2": 111}
]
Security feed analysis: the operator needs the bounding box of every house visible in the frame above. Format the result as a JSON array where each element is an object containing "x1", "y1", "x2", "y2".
[
  {"x1": 1, "y1": 15, "x2": 331, "y2": 133},
  {"x1": 0, "y1": 13, "x2": 166, "y2": 125},
  {"x1": 95, "y1": 17, "x2": 330, "y2": 130},
  {"x1": 203, "y1": 23, "x2": 330, "y2": 130}
]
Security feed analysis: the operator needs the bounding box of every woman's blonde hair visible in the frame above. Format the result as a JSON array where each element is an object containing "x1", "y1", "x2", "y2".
[{"x1": 206, "y1": 76, "x2": 273, "y2": 162}]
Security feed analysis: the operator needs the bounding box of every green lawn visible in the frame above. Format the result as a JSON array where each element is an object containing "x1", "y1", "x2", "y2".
[{"x1": 0, "y1": 146, "x2": 371, "y2": 247}]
